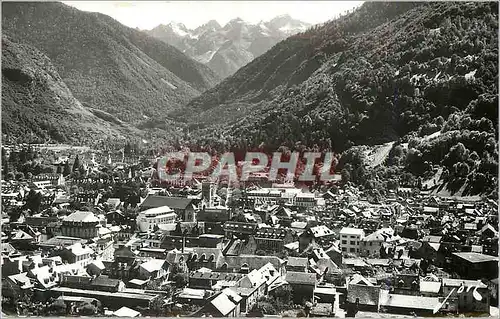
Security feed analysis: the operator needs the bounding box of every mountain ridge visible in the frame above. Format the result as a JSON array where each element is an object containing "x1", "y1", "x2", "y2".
[
  {"x1": 145, "y1": 15, "x2": 311, "y2": 78},
  {"x1": 2, "y1": 1, "x2": 220, "y2": 125}
]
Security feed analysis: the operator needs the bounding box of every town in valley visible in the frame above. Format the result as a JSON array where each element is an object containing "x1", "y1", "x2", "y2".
[{"x1": 1, "y1": 143, "x2": 498, "y2": 317}]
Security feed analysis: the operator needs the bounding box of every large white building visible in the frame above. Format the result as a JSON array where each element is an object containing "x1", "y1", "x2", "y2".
[
  {"x1": 340, "y1": 227, "x2": 365, "y2": 254},
  {"x1": 246, "y1": 187, "x2": 321, "y2": 207},
  {"x1": 137, "y1": 206, "x2": 177, "y2": 232}
]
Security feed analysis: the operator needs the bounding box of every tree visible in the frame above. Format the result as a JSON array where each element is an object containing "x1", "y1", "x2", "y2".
[
  {"x1": 63, "y1": 161, "x2": 71, "y2": 176},
  {"x1": 48, "y1": 299, "x2": 67, "y2": 316},
  {"x1": 24, "y1": 189, "x2": 43, "y2": 213},
  {"x1": 78, "y1": 303, "x2": 97, "y2": 316},
  {"x1": 15, "y1": 172, "x2": 25, "y2": 181},
  {"x1": 5, "y1": 172, "x2": 15, "y2": 180},
  {"x1": 341, "y1": 168, "x2": 351, "y2": 184},
  {"x1": 249, "y1": 301, "x2": 278, "y2": 317},
  {"x1": 172, "y1": 273, "x2": 188, "y2": 288},
  {"x1": 271, "y1": 284, "x2": 293, "y2": 305},
  {"x1": 72, "y1": 155, "x2": 80, "y2": 172}
]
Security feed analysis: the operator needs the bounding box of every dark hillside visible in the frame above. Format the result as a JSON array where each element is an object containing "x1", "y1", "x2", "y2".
[
  {"x1": 2, "y1": 1, "x2": 220, "y2": 123},
  {"x1": 2, "y1": 36, "x2": 137, "y2": 144}
]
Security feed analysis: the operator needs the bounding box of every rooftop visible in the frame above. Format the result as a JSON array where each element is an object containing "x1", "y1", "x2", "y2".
[
  {"x1": 64, "y1": 211, "x2": 99, "y2": 223},
  {"x1": 452, "y1": 252, "x2": 499, "y2": 263}
]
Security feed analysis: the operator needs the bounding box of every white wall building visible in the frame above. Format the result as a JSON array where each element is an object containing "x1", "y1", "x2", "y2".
[
  {"x1": 137, "y1": 206, "x2": 177, "y2": 232},
  {"x1": 340, "y1": 227, "x2": 365, "y2": 254}
]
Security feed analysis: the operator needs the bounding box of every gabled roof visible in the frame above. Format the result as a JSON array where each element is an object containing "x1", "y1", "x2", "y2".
[
  {"x1": 287, "y1": 257, "x2": 308, "y2": 268},
  {"x1": 309, "y1": 225, "x2": 334, "y2": 238},
  {"x1": 340, "y1": 227, "x2": 364, "y2": 236},
  {"x1": 139, "y1": 259, "x2": 167, "y2": 273},
  {"x1": 210, "y1": 288, "x2": 242, "y2": 316},
  {"x1": 11, "y1": 229, "x2": 34, "y2": 241},
  {"x1": 285, "y1": 271, "x2": 317, "y2": 285},
  {"x1": 67, "y1": 243, "x2": 94, "y2": 256},
  {"x1": 64, "y1": 211, "x2": 99, "y2": 223},
  {"x1": 452, "y1": 252, "x2": 498, "y2": 263},
  {"x1": 349, "y1": 274, "x2": 374, "y2": 286},
  {"x1": 113, "y1": 306, "x2": 141, "y2": 317}
]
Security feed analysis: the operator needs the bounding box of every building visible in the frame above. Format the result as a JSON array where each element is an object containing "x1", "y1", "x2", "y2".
[
  {"x1": 61, "y1": 211, "x2": 99, "y2": 239},
  {"x1": 451, "y1": 252, "x2": 498, "y2": 280},
  {"x1": 223, "y1": 222, "x2": 258, "y2": 238},
  {"x1": 299, "y1": 225, "x2": 336, "y2": 252},
  {"x1": 194, "y1": 288, "x2": 242, "y2": 317},
  {"x1": 339, "y1": 227, "x2": 365, "y2": 254},
  {"x1": 254, "y1": 227, "x2": 294, "y2": 252},
  {"x1": 137, "y1": 206, "x2": 177, "y2": 232},
  {"x1": 286, "y1": 257, "x2": 309, "y2": 273},
  {"x1": 140, "y1": 195, "x2": 198, "y2": 222},
  {"x1": 361, "y1": 228, "x2": 394, "y2": 257},
  {"x1": 441, "y1": 278, "x2": 490, "y2": 314},
  {"x1": 138, "y1": 259, "x2": 170, "y2": 281},
  {"x1": 286, "y1": 272, "x2": 318, "y2": 304},
  {"x1": 60, "y1": 243, "x2": 94, "y2": 269}
]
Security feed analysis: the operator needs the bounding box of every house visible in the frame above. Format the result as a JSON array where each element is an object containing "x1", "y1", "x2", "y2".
[
  {"x1": 140, "y1": 195, "x2": 197, "y2": 222},
  {"x1": 347, "y1": 284, "x2": 380, "y2": 312},
  {"x1": 60, "y1": 243, "x2": 94, "y2": 269},
  {"x1": 2, "y1": 272, "x2": 34, "y2": 300},
  {"x1": 189, "y1": 271, "x2": 244, "y2": 290},
  {"x1": 451, "y1": 252, "x2": 498, "y2": 280},
  {"x1": 87, "y1": 260, "x2": 106, "y2": 277},
  {"x1": 138, "y1": 259, "x2": 170, "y2": 281},
  {"x1": 441, "y1": 278, "x2": 490, "y2": 314},
  {"x1": 286, "y1": 257, "x2": 308, "y2": 272},
  {"x1": 285, "y1": 271, "x2": 317, "y2": 303},
  {"x1": 360, "y1": 228, "x2": 394, "y2": 257},
  {"x1": 325, "y1": 245, "x2": 343, "y2": 267},
  {"x1": 232, "y1": 269, "x2": 268, "y2": 314},
  {"x1": 9, "y1": 229, "x2": 35, "y2": 250},
  {"x1": 61, "y1": 274, "x2": 125, "y2": 293},
  {"x1": 194, "y1": 288, "x2": 242, "y2": 317},
  {"x1": 176, "y1": 288, "x2": 211, "y2": 305},
  {"x1": 61, "y1": 211, "x2": 99, "y2": 239},
  {"x1": 108, "y1": 246, "x2": 138, "y2": 280},
  {"x1": 299, "y1": 225, "x2": 335, "y2": 252},
  {"x1": 254, "y1": 227, "x2": 294, "y2": 252},
  {"x1": 220, "y1": 255, "x2": 286, "y2": 276},
  {"x1": 339, "y1": 227, "x2": 365, "y2": 254}
]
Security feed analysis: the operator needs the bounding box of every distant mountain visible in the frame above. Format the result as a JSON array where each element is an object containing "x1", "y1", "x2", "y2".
[
  {"x1": 146, "y1": 15, "x2": 311, "y2": 78},
  {"x1": 169, "y1": 2, "x2": 498, "y2": 196},
  {"x1": 2, "y1": 36, "x2": 138, "y2": 144},
  {"x1": 2, "y1": 1, "x2": 220, "y2": 125}
]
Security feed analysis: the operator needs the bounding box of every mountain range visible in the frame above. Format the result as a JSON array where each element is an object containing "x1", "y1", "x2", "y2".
[{"x1": 146, "y1": 15, "x2": 311, "y2": 78}]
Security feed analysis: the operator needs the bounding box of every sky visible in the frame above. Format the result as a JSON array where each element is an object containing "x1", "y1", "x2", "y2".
[{"x1": 63, "y1": 1, "x2": 364, "y2": 30}]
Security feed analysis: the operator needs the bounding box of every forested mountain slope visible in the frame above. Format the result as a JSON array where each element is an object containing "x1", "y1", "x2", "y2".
[
  {"x1": 171, "y1": 2, "x2": 498, "y2": 196},
  {"x1": 2, "y1": 2, "x2": 220, "y2": 124},
  {"x1": 2, "y1": 36, "x2": 137, "y2": 144}
]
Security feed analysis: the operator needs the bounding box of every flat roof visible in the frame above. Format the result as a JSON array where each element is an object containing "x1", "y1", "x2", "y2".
[
  {"x1": 452, "y1": 252, "x2": 498, "y2": 263},
  {"x1": 51, "y1": 287, "x2": 157, "y2": 301}
]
